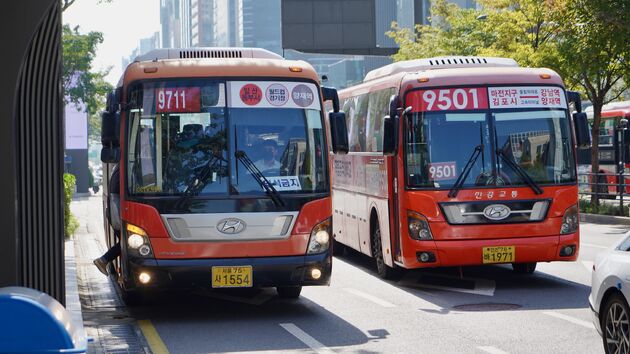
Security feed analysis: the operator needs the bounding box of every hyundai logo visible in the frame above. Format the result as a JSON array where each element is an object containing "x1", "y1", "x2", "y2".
[
  {"x1": 217, "y1": 218, "x2": 246, "y2": 234},
  {"x1": 483, "y1": 204, "x2": 511, "y2": 221}
]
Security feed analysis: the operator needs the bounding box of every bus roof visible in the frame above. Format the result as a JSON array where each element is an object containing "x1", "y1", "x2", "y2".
[
  {"x1": 399, "y1": 66, "x2": 564, "y2": 90},
  {"x1": 133, "y1": 47, "x2": 283, "y2": 62},
  {"x1": 363, "y1": 56, "x2": 519, "y2": 82},
  {"x1": 119, "y1": 47, "x2": 318, "y2": 87}
]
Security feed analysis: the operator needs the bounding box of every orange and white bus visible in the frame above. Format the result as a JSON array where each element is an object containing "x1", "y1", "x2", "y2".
[
  {"x1": 100, "y1": 47, "x2": 348, "y2": 304},
  {"x1": 330, "y1": 56, "x2": 590, "y2": 278}
]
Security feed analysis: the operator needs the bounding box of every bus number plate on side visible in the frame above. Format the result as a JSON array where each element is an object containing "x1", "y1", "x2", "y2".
[
  {"x1": 482, "y1": 246, "x2": 515, "y2": 264},
  {"x1": 211, "y1": 266, "x2": 253, "y2": 288}
]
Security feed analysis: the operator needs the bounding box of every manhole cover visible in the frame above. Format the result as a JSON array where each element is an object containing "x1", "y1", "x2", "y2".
[{"x1": 453, "y1": 303, "x2": 522, "y2": 312}]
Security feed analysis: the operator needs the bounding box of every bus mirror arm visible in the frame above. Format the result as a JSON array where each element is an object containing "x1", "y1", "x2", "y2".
[
  {"x1": 322, "y1": 87, "x2": 340, "y2": 112},
  {"x1": 573, "y1": 112, "x2": 591, "y2": 149}
]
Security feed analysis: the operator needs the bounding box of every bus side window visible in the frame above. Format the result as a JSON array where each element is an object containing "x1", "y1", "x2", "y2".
[{"x1": 348, "y1": 94, "x2": 368, "y2": 152}]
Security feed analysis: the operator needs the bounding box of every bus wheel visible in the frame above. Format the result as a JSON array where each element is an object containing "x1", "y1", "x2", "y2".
[
  {"x1": 277, "y1": 286, "x2": 302, "y2": 299},
  {"x1": 332, "y1": 237, "x2": 345, "y2": 257},
  {"x1": 371, "y1": 225, "x2": 398, "y2": 279},
  {"x1": 512, "y1": 262, "x2": 537, "y2": 274},
  {"x1": 120, "y1": 287, "x2": 144, "y2": 307}
]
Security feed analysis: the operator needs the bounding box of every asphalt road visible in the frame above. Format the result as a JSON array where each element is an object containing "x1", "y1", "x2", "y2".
[{"x1": 121, "y1": 222, "x2": 627, "y2": 354}]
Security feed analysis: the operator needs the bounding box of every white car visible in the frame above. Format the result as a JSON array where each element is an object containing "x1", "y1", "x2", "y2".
[{"x1": 590, "y1": 233, "x2": 630, "y2": 354}]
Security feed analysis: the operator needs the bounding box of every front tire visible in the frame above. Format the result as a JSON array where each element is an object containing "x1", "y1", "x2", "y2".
[
  {"x1": 512, "y1": 262, "x2": 537, "y2": 274},
  {"x1": 602, "y1": 293, "x2": 630, "y2": 354},
  {"x1": 371, "y1": 224, "x2": 398, "y2": 279},
  {"x1": 277, "y1": 286, "x2": 302, "y2": 299}
]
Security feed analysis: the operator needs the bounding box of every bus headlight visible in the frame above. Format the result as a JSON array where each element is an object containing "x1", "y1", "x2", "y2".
[
  {"x1": 127, "y1": 234, "x2": 144, "y2": 249},
  {"x1": 307, "y1": 218, "x2": 331, "y2": 254},
  {"x1": 126, "y1": 223, "x2": 154, "y2": 257},
  {"x1": 560, "y1": 205, "x2": 579, "y2": 234},
  {"x1": 407, "y1": 211, "x2": 433, "y2": 240}
]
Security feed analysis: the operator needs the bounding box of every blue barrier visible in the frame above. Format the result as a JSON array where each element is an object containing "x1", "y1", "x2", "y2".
[{"x1": 0, "y1": 287, "x2": 87, "y2": 353}]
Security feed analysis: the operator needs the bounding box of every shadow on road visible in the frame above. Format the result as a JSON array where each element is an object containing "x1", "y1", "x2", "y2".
[
  {"x1": 125, "y1": 287, "x2": 372, "y2": 353},
  {"x1": 335, "y1": 247, "x2": 593, "y2": 314}
]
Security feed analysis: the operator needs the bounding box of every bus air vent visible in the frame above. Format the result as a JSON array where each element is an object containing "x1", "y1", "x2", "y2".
[
  {"x1": 134, "y1": 47, "x2": 283, "y2": 62},
  {"x1": 364, "y1": 56, "x2": 519, "y2": 82}
]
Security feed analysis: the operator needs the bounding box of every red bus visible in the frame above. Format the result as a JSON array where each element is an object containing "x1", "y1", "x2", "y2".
[
  {"x1": 579, "y1": 101, "x2": 630, "y2": 195},
  {"x1": 330, "y1": 56, "x2": 590, "y2": 278},
  {"x1": 100, "y1": 47, "x2": 348, "y2": 304}
]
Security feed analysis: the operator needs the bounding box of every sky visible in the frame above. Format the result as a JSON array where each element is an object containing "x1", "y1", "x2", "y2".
[{"x1": 62, "y1": 0, "x2": 161, "y2": 85}]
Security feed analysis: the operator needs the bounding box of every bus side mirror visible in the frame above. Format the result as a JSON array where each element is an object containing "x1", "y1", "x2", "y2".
[
  {"x1": 573, "y1": 112, "x2": 591, "y2": 148},
  {"x1": 322, "y1": 87, "x2": 340, "y2": 112},
  {"x1": 101, "y1": 147, "x2": 120, "y2": 164},
  {"x1": 101, "y1": 111, "x2": 120, "y2": 163},
  {"x1": 567, "y1": 91, "x2": 582, "y2": 113},
  {"x1": 382, "y1": 115, "x2": 398, "y2": 156},
  {"x1": 329, "y1": 111, "x2": 348, "y2": 155}
]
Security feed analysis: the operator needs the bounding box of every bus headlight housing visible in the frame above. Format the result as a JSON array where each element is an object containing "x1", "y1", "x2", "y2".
[
  {"x1": 560, "y1": 205, "x2": 578, "y2": 235},
  {"x1": 408, "y1": 211, "x2": 433, "y2": 240},
  {"x1": 307, "y1": 218, "x2": 331, "y2": 254},
  {"x1": 126, "y1": 223, "x2": 154, "y2": 258}
]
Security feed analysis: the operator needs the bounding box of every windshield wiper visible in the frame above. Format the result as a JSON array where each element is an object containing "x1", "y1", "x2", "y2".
[
  {"x1": 448, "y1": 145, "x2": 483, "y2": 198},
  {"x1": 496, "y1": 149, "x2": 543, "y2": 195},
  {"x1": 235, "y1": 150, "x2": 285, "y2": 208}
]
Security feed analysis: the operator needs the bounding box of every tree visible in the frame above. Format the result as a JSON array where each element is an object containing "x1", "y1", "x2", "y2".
[
  {"x1": 550, "y1": 0, "x2": 630, "y2": 205},
  {"x1": 61, "y1": 0, "x2": 114, "y2": 141},
  {"x1": 62, "y1": 25, "x2": 113, "y2": 115},
  {"x1": 387, "y1": 0, "x2": 629, "y2": 205}
]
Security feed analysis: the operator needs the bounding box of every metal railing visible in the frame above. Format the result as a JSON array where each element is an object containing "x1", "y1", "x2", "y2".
[{"x1": 578, "y1": 171, "x2": 630, "y2": 216}]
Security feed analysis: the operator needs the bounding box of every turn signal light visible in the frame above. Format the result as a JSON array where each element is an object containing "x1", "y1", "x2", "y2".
[
  {"x1": 540, "y1": 73, "x2": 551, "y2": 79},
  {"x1": 417, "y1": 77, "x2": 430, "y2": 83},
  {"x1": 143, "y1": 67, "x2": 158, "y2": 73},
  {"x1": 289, "y1": 67, "x2": 303, "y2": 72}
]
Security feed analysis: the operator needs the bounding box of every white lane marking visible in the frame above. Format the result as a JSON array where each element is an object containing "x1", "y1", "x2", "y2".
[
  {"x1": 582, "y1": 261, "x2": 594, "y2": 272},
  {"x1": 398, "y1": 273, "x2": 496, "y2": 297},
  {"x1": 279, "y1": 323, "x2": 335, "y2": 354},
  {"x1": 343, "y1": 288, "x2": 396, "y2": 308},
  {"x1": 582, "y1": 243, "x2": 608, "y2": 249},
  {"x1": 542, "y1": 311, "x2": 595, "y2": 330},
  {"x1": 477, "y1": 346, "x2": 509, "y2": 354}
]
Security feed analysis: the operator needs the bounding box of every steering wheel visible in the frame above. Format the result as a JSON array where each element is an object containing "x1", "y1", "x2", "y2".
[{"x1": 475, "y1": 171, "x2": 512, "y2": 186}]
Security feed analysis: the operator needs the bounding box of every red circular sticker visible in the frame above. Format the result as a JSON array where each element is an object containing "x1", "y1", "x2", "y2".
[{"x1": 240, "y1": 84, "x2": 262, "y2": 105}]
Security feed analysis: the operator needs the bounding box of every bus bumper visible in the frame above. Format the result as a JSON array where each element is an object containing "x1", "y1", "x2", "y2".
[
  {"x1": 402, "y1": 232, "x2": 579, "y2": 268},
  {"x1": 122, "y1": 251, "x2": 332, "y2": 290}
]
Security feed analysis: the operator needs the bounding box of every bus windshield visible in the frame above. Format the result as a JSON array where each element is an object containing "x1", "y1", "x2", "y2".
[
  {"x1": 126, "y1": 80, "x2": 328, "y2": 196},
  {"x1": 406, "y1": 109, "x2": 577, "y2": 189}
]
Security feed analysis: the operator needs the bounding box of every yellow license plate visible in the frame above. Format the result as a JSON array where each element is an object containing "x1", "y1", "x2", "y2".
[
  {"x1": 211, "y1": 266, "x2": 253, "y2": 288},
  {"x1": 482, "y1": 246, "x2": 515, "y2": 264}
]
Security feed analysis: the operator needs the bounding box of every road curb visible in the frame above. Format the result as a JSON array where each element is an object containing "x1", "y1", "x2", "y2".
[{"x1": 580, "y1": 213, "x2": 630, "y2": 225}]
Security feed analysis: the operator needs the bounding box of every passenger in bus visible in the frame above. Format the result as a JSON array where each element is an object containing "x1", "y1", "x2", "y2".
[
  {"x1": 93, "y1": 164, "x2": 121, "y2": 276},
  {"x1": 254, "y1": 139, "x2": 282, "y2": 172}
]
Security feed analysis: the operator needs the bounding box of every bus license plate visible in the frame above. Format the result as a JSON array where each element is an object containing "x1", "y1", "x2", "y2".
[
  {"x1": 211, "y1": 266, "x2": 253, "y2": 288},
  {"x1": 482, "y1": 246, "x2": 515, "y2": 264}
]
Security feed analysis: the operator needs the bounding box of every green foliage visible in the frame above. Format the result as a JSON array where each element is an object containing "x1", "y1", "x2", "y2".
[
  {"x1": 579, "y1": 198, "x2": 628, "y2": 216},
  {"x1": 62, "y1": 24, "x2": 113, "y2": 115},
  {"x1": 387, "y1": 0, "x2": 562, "y2": 68},
  {"x1": 63, "y1": 173, "x2": 79, "y2": 237}
]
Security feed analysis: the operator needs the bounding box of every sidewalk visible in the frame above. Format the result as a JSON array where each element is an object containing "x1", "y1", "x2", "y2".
[{"x1": 69, "y1": 194, "x2": 150, "y2": 354}]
